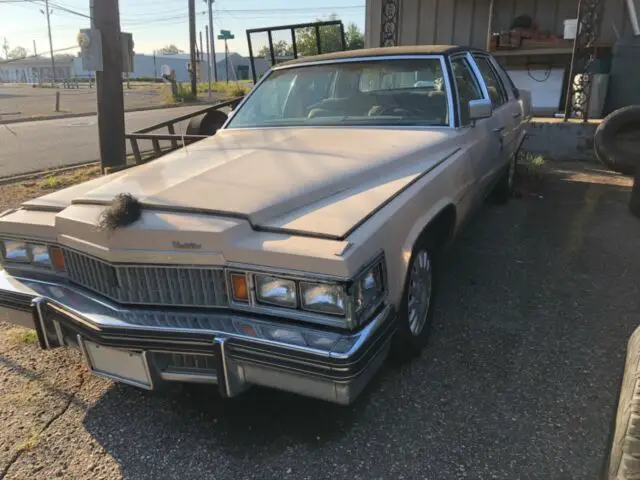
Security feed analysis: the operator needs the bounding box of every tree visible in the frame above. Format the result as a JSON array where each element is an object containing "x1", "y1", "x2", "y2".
[
  {"x1": 345, "y1": 23, "x2": 364, "y2": 50},
  {"x1": 158, "y1": 44, "x2": 184, "y2": 55},
  {"x1": 294, "y1": 16, "x2": 364, "y2": 56},
  {"x1": 7, "y1": 46, "x2": 27, "y2": 59},
  {"x1": 257, "y1": 40, "x2": 293, "y2": 58}
]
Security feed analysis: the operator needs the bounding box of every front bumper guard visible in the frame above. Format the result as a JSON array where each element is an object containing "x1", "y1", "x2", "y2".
[{"x1": 0, "y1": 271, "x2": 395, "y2": 405}]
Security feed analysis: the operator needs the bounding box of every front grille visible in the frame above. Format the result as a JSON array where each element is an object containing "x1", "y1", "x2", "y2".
[{"x1": 63, "y1": 249, "x2": 229, "y2": 308}]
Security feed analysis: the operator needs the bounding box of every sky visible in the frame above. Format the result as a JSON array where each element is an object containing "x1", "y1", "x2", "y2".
[{"x1": 0, "y1": 0, "x2": 366, "y2": 58}]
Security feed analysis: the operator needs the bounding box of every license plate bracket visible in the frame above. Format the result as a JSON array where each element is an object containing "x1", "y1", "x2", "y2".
[{"x1": 78, "y1": 335, "x2": 153, "y2": 389}]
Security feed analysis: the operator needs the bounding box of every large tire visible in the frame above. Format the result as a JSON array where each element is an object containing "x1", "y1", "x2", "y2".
[
  {"x1": 630, "y1": 169, "x2": 640, "y2": 218},
  {"x1": 602, "y1": 327, "x2": 640, "y2": 479},
  {"x1": 594, "y1": 106, "x2": 640, "y2": 176},
  {"x1": 491, "y1": 153, "x2": 517, "y2": 204},
  {"x1": 390, "y1": 234, "x2": 439, "y2": 362}
]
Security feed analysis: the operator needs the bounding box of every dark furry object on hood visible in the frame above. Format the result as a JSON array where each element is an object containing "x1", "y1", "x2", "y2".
[{"x1": 97, "y1": 193, "x2": 142, "y2": 233}]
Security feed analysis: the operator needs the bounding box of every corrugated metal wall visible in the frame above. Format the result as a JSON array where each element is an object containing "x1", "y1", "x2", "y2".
[{"x1": 365, "y1": 0, "x2": 637, "y2": 48}]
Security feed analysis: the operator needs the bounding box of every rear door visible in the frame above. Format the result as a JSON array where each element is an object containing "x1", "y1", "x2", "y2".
[
  {"x1": 472, "y1": 53, "x2": 521, "y2": 162},
  {"x1": 490, "y1": 56, "x2": 528, "y2": 152},
  {"x1": 450, "y1": 54, "x2": 503, "y2": 197}
]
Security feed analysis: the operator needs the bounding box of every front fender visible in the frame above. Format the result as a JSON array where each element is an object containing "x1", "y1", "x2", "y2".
[{"x1": 400, "y1": 198, "x2": 457, "y2": 276}]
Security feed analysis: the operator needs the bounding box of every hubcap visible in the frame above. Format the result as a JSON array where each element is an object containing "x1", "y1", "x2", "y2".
[
  {"x1": 407, "y1": 249, "x2": 433, "y2": 336},
  {"x1": 507, "y1": 156, "x2": 516, "y2": 190}
]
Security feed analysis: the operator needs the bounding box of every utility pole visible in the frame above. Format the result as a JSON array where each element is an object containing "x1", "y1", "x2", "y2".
[
  {"x1": 205, "y1": 0, "x2": 218, "y2": 82},
  {"x1": 217, "y1": 30, "x2": 234, "y2": 83},
  {"x1": 2, "y1": 38, "x2": 9, "y2": 59},
  {"x1": 188, "y1": 0, "x2": 197, "y2": 96},
  {"x1": 205, "y1": 24, "x2": 211, "y2": 99},
  {"x1": 32, "y1": 40, "x2": 38, "y2": 57},
  {"x1": 199, "y1": 31, "x2": 203, "y2": 63},
  {"x1": 44, "y1": 0, "x2": 56, "y2": 84},
  {"x1": 91, "y1": 0, "x2": 126, "y2": 171}
]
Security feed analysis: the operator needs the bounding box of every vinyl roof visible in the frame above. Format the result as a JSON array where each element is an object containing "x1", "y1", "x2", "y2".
[{"x1": 279, "y1": 45, "x2": 467, "y2": 66}]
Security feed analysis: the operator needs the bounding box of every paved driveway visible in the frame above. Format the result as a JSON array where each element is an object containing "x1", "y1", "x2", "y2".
[{"x1": 1, "y1": 162, "x2": 638, "y2": 479}]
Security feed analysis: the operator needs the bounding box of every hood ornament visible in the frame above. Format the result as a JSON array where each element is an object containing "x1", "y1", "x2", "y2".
[{"x1": 97, "y1": 193, "x2": 142, "y2": 233}]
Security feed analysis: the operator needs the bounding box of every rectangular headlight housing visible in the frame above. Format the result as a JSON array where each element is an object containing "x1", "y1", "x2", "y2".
[
  {"x1": 0, "y1": 239, "x2": 64, "y2": 271},
  {"x1": 3, "y1": 240, "x2": 29, "y2": 263},
  {"x1": 30, "y1": 244, "x2": 52, "y2": 267},
  {"x1": 255, "y1": 274, "x2": 297, "y2": 308},
  {"x1": 233, "y1": 255, "x2": 386, "y2": 330},
  {"x1": 300, "y1": 282, "x2": 346, "y2": 316}
]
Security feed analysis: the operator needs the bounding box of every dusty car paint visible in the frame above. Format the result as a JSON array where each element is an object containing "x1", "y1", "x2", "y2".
[{"x1": 0, "y1": 46, "x2": 530, "y2": 404}]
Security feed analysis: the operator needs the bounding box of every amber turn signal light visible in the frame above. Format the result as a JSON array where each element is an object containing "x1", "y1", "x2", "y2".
[
  {"x1": 50, "y1": 247, "x2": 66, "y2": 272},
  {"x1": 231, "y1": 273, "x2": 248, "y2": 302}
]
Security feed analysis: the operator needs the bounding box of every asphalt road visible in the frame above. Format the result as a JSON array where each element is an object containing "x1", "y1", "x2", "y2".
[
  {"x1": 1, "y1": 162, "x2": 638, "y2": 479},
  {"x1": 0, "y1": 105, "x2": 208, "y2": 178}
]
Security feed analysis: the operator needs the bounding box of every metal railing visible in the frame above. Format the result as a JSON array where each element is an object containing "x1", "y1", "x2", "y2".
[{"x1": 123, "y1": 96, "x2": 244, "y2": 168}]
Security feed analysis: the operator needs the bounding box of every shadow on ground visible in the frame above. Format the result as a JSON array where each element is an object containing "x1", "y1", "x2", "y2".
[{"x1": 70, "y1": 163, "x2": 640, "y2": 479}]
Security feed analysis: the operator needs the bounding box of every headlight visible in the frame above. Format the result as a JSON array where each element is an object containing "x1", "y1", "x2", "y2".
[
  {"x1": 255, "y1": 275, "x2": 297, "y2": 308},
  {"x1": 354, "y1": 262, "x2": 384, "y2": 314},
  {"x1": 300, "y1": 282, "x2": 346, "y2": 316},
  {"x1": 3, "y1": 240, "x2": 29, "y2": 262},
  {"x1": 30, "y1": 244, "x2": 51, "y2": 267},
  {"x1": 1, "y1": 240, "x2": 64, "y2": 271}
]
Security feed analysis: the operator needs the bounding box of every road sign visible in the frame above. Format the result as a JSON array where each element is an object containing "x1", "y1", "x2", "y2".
[{"x1": 218, "y1": 30, "x2": 234, "y2": 40}]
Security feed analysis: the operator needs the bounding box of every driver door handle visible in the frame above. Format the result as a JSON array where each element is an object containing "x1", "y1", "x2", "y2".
[
  {"x1": 513, "y1": 112, "x2": 522, "y2": 118},
  {"x1": 493, "y1": 126, "x2": 505, "y2": 133}
]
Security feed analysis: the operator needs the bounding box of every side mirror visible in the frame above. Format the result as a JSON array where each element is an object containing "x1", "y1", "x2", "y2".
[{"x1": 468, "y1": 98, "x2": 492, "y2": 121}]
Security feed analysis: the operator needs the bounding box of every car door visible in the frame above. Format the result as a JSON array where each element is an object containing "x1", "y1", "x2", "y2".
[
  {"x1": 472, "y1": 54, "x2": 520, "y2": 165},
  {"x1": 450, "y1": 54, "x2": 503, "y2": 198},
  {"x1": 490, "y1": 56, "x2": 528, "y2": 153}
]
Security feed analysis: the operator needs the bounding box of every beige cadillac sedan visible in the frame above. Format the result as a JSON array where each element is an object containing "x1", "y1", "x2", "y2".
[{"x1": 0, "y1": 46, "x2": 529, "y2": 404}]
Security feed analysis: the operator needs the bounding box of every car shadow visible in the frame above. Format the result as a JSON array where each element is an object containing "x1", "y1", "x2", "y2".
[{"x1": 79, "y1": 161, "x2": 639, "y2": 479}]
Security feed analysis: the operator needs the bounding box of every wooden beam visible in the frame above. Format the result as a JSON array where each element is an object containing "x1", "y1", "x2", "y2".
[
  {"x1": 91, "y1": 0, "x2": 126, "y2": 171},
  {"x1": 487, "y1": 0, "x2": 495, "y2": 49}
]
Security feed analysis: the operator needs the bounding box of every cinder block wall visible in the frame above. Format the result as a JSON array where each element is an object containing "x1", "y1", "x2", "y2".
[{"x1": 522, "y1": 120, "x2": 598, "y2": 162}]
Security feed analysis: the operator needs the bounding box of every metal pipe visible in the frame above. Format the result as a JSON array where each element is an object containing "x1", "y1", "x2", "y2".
[{"x1": 626, "y1": 0, "x2": 640, "y2": 36}]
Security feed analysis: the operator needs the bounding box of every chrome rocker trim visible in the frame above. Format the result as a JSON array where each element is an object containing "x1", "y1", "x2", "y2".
[{"x1": 0, "y1": 270, "x2": 395, "y2": 405}]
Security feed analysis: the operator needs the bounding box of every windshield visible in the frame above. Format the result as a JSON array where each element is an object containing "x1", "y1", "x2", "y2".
[{"x1": 226, "y1": 58, "x2": 450, "y2": 129}]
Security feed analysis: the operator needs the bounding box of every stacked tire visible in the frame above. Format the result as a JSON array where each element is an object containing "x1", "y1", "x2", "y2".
[{"x1": 594, "y1": 106, "x2": 640, "y2": 218}]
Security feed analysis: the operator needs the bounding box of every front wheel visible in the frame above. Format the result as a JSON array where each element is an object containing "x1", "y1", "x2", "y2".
[{"x1": 390, "y1": 236, "x2": 439, "y2": 361}]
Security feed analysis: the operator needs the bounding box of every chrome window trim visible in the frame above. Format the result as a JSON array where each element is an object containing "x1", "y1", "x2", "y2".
[
  {"x1": 470, "y1": 53, "x2": 509, "y2": 108},
  {"x1": 226, "y1": 54, "x2": 456, "y2": 130},
  {"x1": 448, "y1": 52, "x2": 487, "y2": 127},
  {"x1": 464, "y1": 52, "x2": 492, "y2": 102}
]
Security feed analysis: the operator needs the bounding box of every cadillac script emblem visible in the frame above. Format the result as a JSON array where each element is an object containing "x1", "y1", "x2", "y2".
[{"x1": 172, "y1": 241, "x2": 202, "y2": 250}]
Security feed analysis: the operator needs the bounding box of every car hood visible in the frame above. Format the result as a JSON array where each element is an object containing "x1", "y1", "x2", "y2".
[{"x1": 24, "y1": 127, "x2": 461, "y2": 239}]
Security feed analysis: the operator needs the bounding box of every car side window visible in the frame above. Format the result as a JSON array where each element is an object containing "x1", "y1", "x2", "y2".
[
  {"x1": 491, "y1": 58, "x2": 520, "y2": 100},
  {"x1": 473, "y1": 56, "x2": 508, "y2": 108},
  {"x1": 450, "y1": 57, "x2": 483, "y2": 126}
]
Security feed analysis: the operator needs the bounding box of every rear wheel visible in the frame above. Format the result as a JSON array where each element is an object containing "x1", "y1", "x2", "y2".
[
  {"x1": 390, "y1": 236, "x2": 439, "y2": 361},
  {"x1": 491, "y1": 154, "x2": 517, "y2": 204}
]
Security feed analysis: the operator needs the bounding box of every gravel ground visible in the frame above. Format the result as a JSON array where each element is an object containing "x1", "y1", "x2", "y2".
[{"x1": 1, "y1": 161, "x2": 639, "y2": 479}]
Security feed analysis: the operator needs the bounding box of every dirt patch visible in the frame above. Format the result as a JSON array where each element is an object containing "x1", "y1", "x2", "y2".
[{"x1": 0, "y1": 165, "x2": 101, "y2": 212}]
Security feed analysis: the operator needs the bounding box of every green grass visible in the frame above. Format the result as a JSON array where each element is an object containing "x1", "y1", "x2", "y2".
[
  {"x1": 14, "y1": 432, "x2": 41, "y2": 453},
  {"x1": 163, "y1": 83, "x2": 197, "y2": 104},
  {"x1": 197, "y1": 81, "x2": 250, "y2": 98},
  {"x1": 518, "y1": 152, "x2": 549, "y2": 188},
  {"x1": 7, "y1": 329, "x2": 38, "y2": 345}
]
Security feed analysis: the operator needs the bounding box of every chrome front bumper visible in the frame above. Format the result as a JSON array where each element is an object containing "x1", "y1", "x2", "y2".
[{"x1": 0, "y1": 270, "x2": 395, "y2": 405}]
